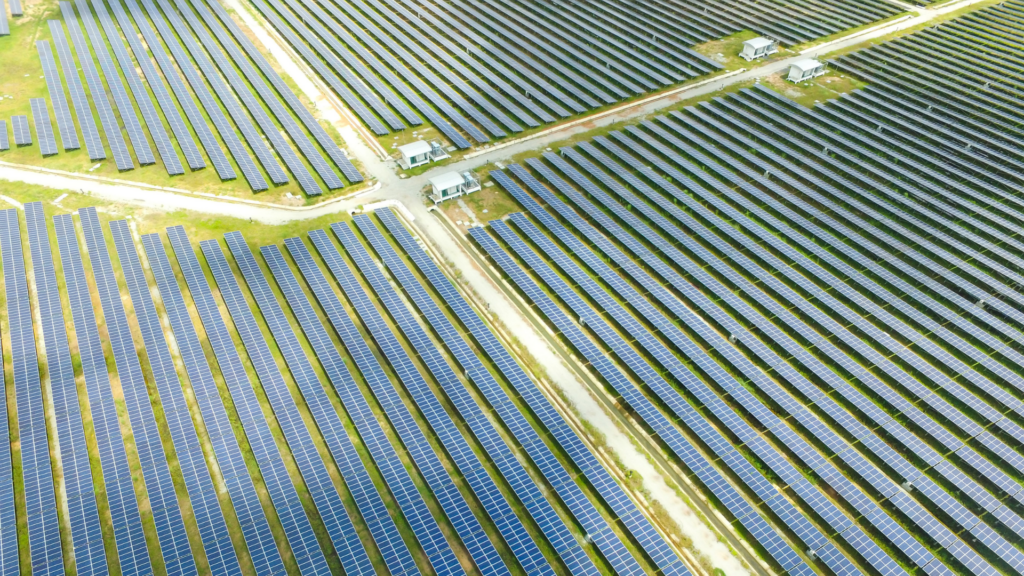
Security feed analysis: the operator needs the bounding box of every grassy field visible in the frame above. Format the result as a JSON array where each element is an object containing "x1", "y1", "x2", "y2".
[{"x1": 0, "y1": 0, "x2": 368, "y2": 208}]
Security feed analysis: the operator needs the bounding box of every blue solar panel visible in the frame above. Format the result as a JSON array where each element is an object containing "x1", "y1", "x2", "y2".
[
  {"x1": 57, "y1": 3, "x2": 133, "y2": 170},
  {"x1": 35, "y1": 39, "x2": 78, "y2": 151},
  {"x1": 110, "y1": 221, "x2": 242, "y2": 576},
  {"x1": 219, "y1": 231, "x2": 425, "y2": 576},
  {"x1": 2, "y1": 207, "x2": 63, "y2": 576},
  {"x1": 47, "y1": 21, "x2": 104, "y2": 160},
  {"x1": 66, "y1": 0, "x2": 151, "y2": 166},
  {"x1": 30, "y1": 98, "x2": 58, "y2": 156},
  {"x1": 0, "y1": 214, "x2": 20, "y2": 576},
  {"x1": 53, "y1": 211, "x2": 153, "y2": 576},
  {"x1": 0, "y1": 120, "x2": 8, "y2": 150},
  {"x1": 278, "y1": 234, "x2": 517, "y2": 575},
  {"x1": 10, "y1": 116, "x2": 29, "y2": 146},
  {"x1": 79, "y1": 208, "x2": 197, "y2": 576},
  {"x1": 369, "y1": 208, "x2": 692, "y2": 576},
  {"x1": 24, "y1": 203, "x2": 106, "y2": 576},
  {"x1": 184, "y1": 0, "x2": 363, "y2": 184},
  {"x1": 313, "y1": 225, "x2": 578, "y2": 575},
  {"x1": 83, "y1": 0, "x2": 180, "y2": 172},
  {"x1": 156, "y1": 228, "x2": 291, "y2": 576},
  {"x1": 166, "y1": 227, "x2": 336, "y2": 576}
]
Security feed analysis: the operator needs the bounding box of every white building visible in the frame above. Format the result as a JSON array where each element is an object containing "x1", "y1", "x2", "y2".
[
  {"x1": 397, "y1": 139, "x2": 450, "y2": 169},
  {"x1": 788, "y1": 59, "x2": 826, "y2": 82},
  {"x1": 429, "y1": 171, "x2": 481, "y2": 203},
  {"x1": 740, "y1": 37, "x2": 778, "y2": 61}
]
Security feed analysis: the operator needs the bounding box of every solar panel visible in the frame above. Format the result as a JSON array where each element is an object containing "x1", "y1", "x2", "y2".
[
  {"x1": 35, "y1": 40, "x2": 78, "y2": 151},
  {"x1": 30, "y1": 99, "x2": 58, "y2": 156},
  {"x1": 78, "y1": 208, "x2": 198, "y2": 576},
  {"x1": 0, "y1": 1, "x2": 7, "y2": 35},
  {"x1": 24, "y1": 203, "x2": 106, "y2": 576},
  {"x1": 0, "y1": 212, "x2": 19, "y2": 576},
  {"x1": 109, "y1": 221, "x2": 242, "y2": 576},
  {"x1": 47, "y1": 21, "x2": 104, "y2": 160},
  {"x1": 52, "y1": 212, "x2": 153, "y2": 576},
  {"x1": 220, "y1": 231, "x2": 423, "y2": 576},
  {"x1": 66, "y1": 0, "x2": 151, "y2": 166},
  {"x1": 369, "y1": 208, "x2": 695, "y2": 575},
  {"x1": 57, "y1": 3, "x2": 133, "y2": 170},
  {"x1": 184, "y1": 0, "x2": 362, "y2": 184},
  {"x1": 139, "y1": 0, "x2": 271, "y2": 191},
  {"x1": 10, "y1": 116, "x2": 30, "y2": 146},
  {"x1": 278, "y1": 235, "x2": 518, "y2": 575},
  {"x1": 118, "y1": 0, "x2": 235, "y2": 182},
  {"x1": 313, "y1": 225, "x2": 577, "y2": 575},
  {"x1": 99, "y1": 0, "x2": 206, "y2": 172},
  {"x1": 0, "y1": 121, "x2": 7, "y2": 150},
  {"x1": 166, "y1": 227, "x2": 335, "y2": 576},
  {"x1": 83, "y1": 0, "x2": 181, "y2": 172},
  {"x1": 1, "y1": 208, "x2": 63, "y2": 576},
  {"x1": 8, "y1": 0, "x2": 20, "y2": 16}
]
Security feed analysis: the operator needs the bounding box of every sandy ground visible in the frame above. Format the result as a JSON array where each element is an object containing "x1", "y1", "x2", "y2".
[{"x1": 0, "y1": 0, "x2": 993, "y2": 571}]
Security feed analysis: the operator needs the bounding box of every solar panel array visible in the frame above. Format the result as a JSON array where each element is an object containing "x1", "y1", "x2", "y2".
[
  {"x1": 30, "y1": 99, "x2": 58, "y2": 156},
  {"x1": 80, "y1": 0, "x2": 179, "y2": 173},
  {"x1": 169, "y1": 227, "x2": 335, "y2": 576},
  {"x1": 267, "y1": 237, "x2": 505, "y2": 575},
  {"x1": 0, "y1": 1, "x2": 7, "y2": 36},
  {"x1": 48, "y1": 20, "x2": 105, "y2": 161},
  {"x1": 35, "y1": 40, "x2": 78, "y2": 152},
  {"x1": 464, "y1": 11, "x2": 1024, "y2": 569},
  {"x1": 145, "y1": 231, "x2": 284, "y2": 576},
  {"x1": 10, "y1": 116, "x2": 30, "y2": 146},
  {"x1": 369, "y1": 208, "x2": 691, "y2": 574},
  {"x1": 111, "y1": 221, "x2": 243, "y2": 576},
  {"x1": 302, "y1": 228, "x2": 555, "y2": 575},
  {"x1": 0, "y1": 213, "x2": 17, "y2": 576},
  {"x1": 53, "y1": 212, "x2": 154, "y2": 576},
  {"x1": 8, "y1": 0, "x2": 19, "y2": 16},
  {"x1": 0, "y1": 208, "x2": 62, "y2": 576},
  {"x1": 214, "y1": 232, "x2": 409, "y2": 576},
  {"x1": 24, "y1": 203, "x2": 107, "y2": 576},
  {"x1": 0, "y1": 121, "x2": 7, "y2": 150},
  {"x1": 58, "y1": 2, "x2": 133, "y2": 170},
  {"x1": 23, "y1": 0, "x2": 362, "y2": 194}
]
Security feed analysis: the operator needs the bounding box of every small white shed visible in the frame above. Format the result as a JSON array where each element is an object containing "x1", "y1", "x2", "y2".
[
  {"x1": 398, "y1": 140, "x2": 433, "y2": 169},
  {"x1": 788, "y1": 59, "x2": 826, "y2": 82},
  {"x1": 740, "y1": 37, "x2": 778, "y2": 61},
  {"x1": 429, "y1": 171, "x2": 480, "y2": 203}
]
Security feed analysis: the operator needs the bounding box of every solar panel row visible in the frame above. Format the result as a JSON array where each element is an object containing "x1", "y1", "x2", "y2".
[
  {"x1": 53, "y1": 212, "x2": 153, "y2": 576},
  {"x1": 0, "y1": 121, "x2": 7, "y2": 150},
  {"x1": 66, "y1": 0, "x2": 151, "y2": 166},
  {"x1": 0, "y1": 214, "x2": 19, "y2": 576},
  {"x1": 172, "y1": 229, "x2": 334, "y2": 576},
  {"x1": 10, "y1": 116, "x2": 30, "y2": 146},
  {"x1": 110, "y1": 221, "x2": 243, "y2": 576},
  {"x1": 35, "y1": 40, "x2": 78, "y2": 151},
  {"x1": 370, "y1": 208, "x2": 691, "y2": 576},
  {"x1": 218, "y1": 232, "x2": 421, "y2": 576},
  {"x1": 275, "y1": 235, "x2": 516, "y2": 575},
  {"x1": 30, "y1": 99, "x2": 57, "y2": 156},
  {"x1": 24, "y1": 203, "x2": 107, "y2": 576},
  {"x1": 58, "y1": 2, "x2": 134, "y2": 170},
  {"x1": 1, "y1": 208, "x2": 63, "y2": 576},
  {"x1": 48, "y1": 20, "x2": 105, "y2": 160}
]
